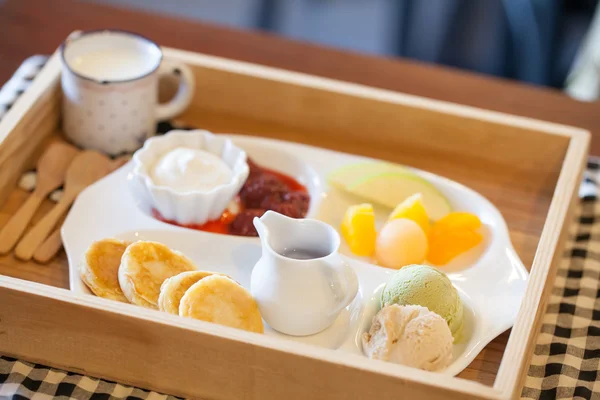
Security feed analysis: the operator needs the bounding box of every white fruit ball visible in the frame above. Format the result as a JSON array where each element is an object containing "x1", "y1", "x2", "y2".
[{"x1": 376, "y1": 219, "x2": 428, "y2": 269}]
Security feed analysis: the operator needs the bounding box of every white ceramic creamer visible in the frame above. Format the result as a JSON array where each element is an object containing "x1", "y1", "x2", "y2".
[{"x1": 250, "y1": 211, "x2": 359, "y2": 336}]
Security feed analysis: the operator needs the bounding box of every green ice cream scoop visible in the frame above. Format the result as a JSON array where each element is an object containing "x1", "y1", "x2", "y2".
[{"x1": 381, "y1": 264, "x2": 464, "y2": 340}]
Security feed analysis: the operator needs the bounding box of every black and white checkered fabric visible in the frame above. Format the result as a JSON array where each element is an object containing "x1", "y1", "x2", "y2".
[
  {"x1": 0, "y1": 355, "x2": 181, "y2": 400},
  {"x1": 1, "y1": 56, "x2": 600, "y2": 400},
  {"x1": 0, "y1": 56, "x2": 48, "y2": 121}
]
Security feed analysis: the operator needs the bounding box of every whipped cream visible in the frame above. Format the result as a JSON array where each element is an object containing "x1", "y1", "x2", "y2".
[{"x1": 151, "y1": 147, "x2": 233, "y2": 192}]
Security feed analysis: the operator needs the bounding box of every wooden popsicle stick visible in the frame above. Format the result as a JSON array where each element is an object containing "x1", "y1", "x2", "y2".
[
  {"x1": 15, "y1": 150, "x2": 112, "y2": 261},
  {"x1": 0, "y1": 142, "x2": 78, "y2": 254},
  {"x1": 26, "y1": 153, "x2": 127, "y2": 264},
  {"x1": 33, "y1": 226, "x2": 62, "y2": 264},
  {"x1": 0, "y1": 193, "x2": 45, "y2": 254},
  {"x1": 15, "y1": 192, "x2": 75, "y2": 261}
]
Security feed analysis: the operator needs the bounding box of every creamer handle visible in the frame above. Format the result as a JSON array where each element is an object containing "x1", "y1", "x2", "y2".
[{"x1": 330, "y1": 258, "x2": 359, "y2": 316}]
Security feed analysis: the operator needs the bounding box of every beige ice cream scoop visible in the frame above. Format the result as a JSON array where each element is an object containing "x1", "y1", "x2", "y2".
[{"x1": 362, "y1": 304, "x2": 453, "y2": 372}]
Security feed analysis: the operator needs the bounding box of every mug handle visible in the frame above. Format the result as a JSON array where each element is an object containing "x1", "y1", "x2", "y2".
[{"x1": 155, "y1": 60, "x2": 195, "y2": 121}]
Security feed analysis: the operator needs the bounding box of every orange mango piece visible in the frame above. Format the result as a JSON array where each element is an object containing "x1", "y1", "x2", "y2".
[
  {"x1": 341, "y1": 204, "x2": 377, "y2": 256},
  {"x1": 427, "y1": 212, "x2": 483, "y2": 265},
  {"x1": 432, "y1": 212, "x2": 481, "y2": 232}
]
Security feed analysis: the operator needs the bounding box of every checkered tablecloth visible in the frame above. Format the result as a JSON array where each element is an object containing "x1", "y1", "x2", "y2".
[{"x1": 1, "y1": 56, "x2": 599, "y2": 400}]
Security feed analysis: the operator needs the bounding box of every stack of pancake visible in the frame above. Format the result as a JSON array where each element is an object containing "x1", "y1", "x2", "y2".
[{"x1": 80, "y1": 239, "x2": 264, "y2": 333}]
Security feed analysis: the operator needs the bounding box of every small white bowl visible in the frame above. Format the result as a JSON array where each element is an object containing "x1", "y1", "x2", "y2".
[{"x1": 129, "y1": 129, "x2": 249, "y2": 225}]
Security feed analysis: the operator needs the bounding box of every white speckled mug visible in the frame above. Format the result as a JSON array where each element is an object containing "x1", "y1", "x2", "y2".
[{"x1": 60, "y1": 30, "x2": 195, "y2": 155}]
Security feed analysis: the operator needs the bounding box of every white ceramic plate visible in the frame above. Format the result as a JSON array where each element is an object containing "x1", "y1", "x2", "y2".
[{"x1": 63, "y1": 134, "x2": 528, "y2": 376}]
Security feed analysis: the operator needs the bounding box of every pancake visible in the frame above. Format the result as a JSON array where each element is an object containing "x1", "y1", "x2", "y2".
[
  {"x1": 158, "y1": 270, "x2": 224, "y2": 314},
  {"x1": 118, "y1": 241, "x2": 196, "y2": 308},
  {"x1": 179, "y1": 275, "x2": 264, "y2": 333},
  {"x1": 79, "y1": 238, "x2": 130, "y2": 302}
]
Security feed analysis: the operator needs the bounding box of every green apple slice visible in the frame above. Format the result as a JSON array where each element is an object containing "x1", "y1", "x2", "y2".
[
  {"x1": 327, "y1": 162, "x2": 409, "y2": 188},
  {"x1": 346, "y1": 171, "x2": 452, "y2": 220}
]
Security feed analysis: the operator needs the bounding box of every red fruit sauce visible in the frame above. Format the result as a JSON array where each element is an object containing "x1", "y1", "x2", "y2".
[
  {"x1": 266, "y1": 168, "x2": 307, "y2": 193},
  {"x1": 152, "y1": 165, "x2": 308, "y2": 235}
]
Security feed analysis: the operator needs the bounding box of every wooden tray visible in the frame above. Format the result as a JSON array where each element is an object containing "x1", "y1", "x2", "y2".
[{"x1": 0, "y1": 45, "x2": 589, "y2": 400}]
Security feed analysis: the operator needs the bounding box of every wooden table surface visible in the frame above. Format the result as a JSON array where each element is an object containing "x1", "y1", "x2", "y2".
[
  {"x1": 0, "y1": 0, "x2": 596, "y2": 391},
  {"x1": 1, "y1": 0, "x2": 599, "y2": 154}
]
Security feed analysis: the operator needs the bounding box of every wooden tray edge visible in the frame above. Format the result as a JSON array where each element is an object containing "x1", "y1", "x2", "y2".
[{"x1": 495, "y1": 130, "x2": 590, "y2": 399}]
